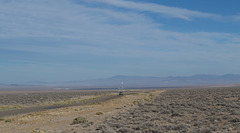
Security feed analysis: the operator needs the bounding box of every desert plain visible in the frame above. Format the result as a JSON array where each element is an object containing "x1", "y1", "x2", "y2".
[{"x1": 0, "y1": 87, "x2": 239, "y2": 133}]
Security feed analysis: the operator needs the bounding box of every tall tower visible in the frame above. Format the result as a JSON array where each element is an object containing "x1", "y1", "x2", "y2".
[
  {"x1": 121, "y1": 81, "x2": 124, "y2": 89},
  {"x1": 119, "y1": 81, "x2": 124, "y2": 95}
]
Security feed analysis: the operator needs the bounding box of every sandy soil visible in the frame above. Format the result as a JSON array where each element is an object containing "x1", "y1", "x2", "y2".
[
  {"x1": 0, "y1": 94, "x2": 121, "y2": 117},
  {"x1": 0, "y1": 89, "x2": 164, "y2": 133}
]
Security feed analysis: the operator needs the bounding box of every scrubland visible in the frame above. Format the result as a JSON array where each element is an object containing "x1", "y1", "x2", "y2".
[
  {"x1": 0, "y1": 90, "x2": 117, "y2": 110},
  {"x1": 0, "y1": 89, "x2": 159, "y2": 133},
  {"x1": 96, "y1": 87, "x2": 240, "y2": 133},
  {"x1": 0, "y1": 87, "x2": 240, "y2": 133}
]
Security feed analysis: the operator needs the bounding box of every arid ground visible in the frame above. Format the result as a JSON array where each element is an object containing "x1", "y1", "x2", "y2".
[
  {"x1": 0, "y1": 89, "x2": 161, "y2": 133},
  {"x1": 0, "y1": 87, "x2": 240, "y2": 133}
]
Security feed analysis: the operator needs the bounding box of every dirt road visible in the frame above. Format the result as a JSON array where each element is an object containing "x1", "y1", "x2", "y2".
[{"x1": 0, "y1": 94, "x2": 122, "y2": 117}]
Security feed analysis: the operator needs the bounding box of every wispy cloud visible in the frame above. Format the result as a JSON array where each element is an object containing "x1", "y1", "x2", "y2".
[
  {"x1": 87, "y1": 0, "x2": 221, "y2": 21},
  {"x1": 0, "y1": 0, "x2": 240, "y2": 82},
  {"x1": 0, "y1": 0, "x2": 239, "y2": 58},
  {"x1": 0, "y1": 0, "x2": 239, "y2": 54},
  {"x1": 233, "y1": 15, "x2": 240, "y2": 22}
]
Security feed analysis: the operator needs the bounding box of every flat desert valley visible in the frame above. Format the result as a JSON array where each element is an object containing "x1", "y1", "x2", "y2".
[{"x1": 0, "y1": 87, "x2": 240, "y2": 133}]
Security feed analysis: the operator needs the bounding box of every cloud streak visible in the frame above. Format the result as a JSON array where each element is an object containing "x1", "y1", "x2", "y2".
[
  {"x1": 0, "y1": 0, "x2": 239, "y2": 54},
  {"x1": 0, "y1": 0, "x2": 240, "y2": 82},
  {"x1": 0, "y1": 0, "x2": 239, "y2": 59},
  {"x1": 87, "y1": 0, "x2": 221, "y2": 20}
]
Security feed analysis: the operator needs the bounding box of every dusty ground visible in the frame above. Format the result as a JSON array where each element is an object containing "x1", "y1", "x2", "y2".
[
  {"x1": 96, "y1": 87, "x2": 240, "y2": 133},
  {"x1": 0, "y1": 89, "x2": 163, "y2": 133},
  {"x1": 2, "y1": 87, "x2": 239, "y2": 133},
  {"x1": 0, "y1": 90, "x2": 117, "y2": 110}
]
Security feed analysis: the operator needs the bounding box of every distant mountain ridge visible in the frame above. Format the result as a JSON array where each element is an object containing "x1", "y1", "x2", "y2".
[
  {"x1": 60, "y1": 74, "x2": 240, "y2": 87},
  {"x1": 2, "y1": 74, "x2": 240, "y2": 88}
]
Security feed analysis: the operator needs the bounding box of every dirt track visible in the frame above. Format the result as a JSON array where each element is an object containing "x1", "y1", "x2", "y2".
[
  {"x1": 0, "y1": 89, "x2": 163, "y2": 133},
  {"x1": 0, "y1": 94, "x2": 122, "y2": 117}
]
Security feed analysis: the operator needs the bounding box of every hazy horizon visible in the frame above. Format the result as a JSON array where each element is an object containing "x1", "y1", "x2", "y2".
[
  {"x1": 2, "y1": 74, "x2": 240, "y2": 87},
  {"x1": 1, "y1": 0, "x2": 240, "y2": 83}
]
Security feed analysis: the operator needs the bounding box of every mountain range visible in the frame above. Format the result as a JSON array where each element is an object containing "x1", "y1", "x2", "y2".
[
  {"x1": 2, "y1": 74, "x2": 240, "y2": 88},
  {"x1": 28, "y1": 74, "x2": 240, "y2": 87}
]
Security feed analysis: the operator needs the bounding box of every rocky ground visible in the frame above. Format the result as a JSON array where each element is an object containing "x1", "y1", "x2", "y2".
[{"x1": 95, "y1": 87, "x2": 240, "y2": 133}]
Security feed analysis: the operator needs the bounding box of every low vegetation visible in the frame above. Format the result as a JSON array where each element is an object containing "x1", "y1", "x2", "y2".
[
  {"x1": 96, "y1": 87, "x2": 240, "y2": 132},
  {"x1": 0, "y1": 91, "x2": 117, "y2": 111},
  {"x1": 71, "y1": 116, "x2": 88, "y2": 125},
  {"x1": 31, "y1": 128, "x2": 46, "y2": 133},
  {"x1": 0, "y1": 105, "x2": 22, "y2": 111},
  {"x1": 96, "y1": 112, "x2": 104, "y2": 115},
  {"x1": 5, "y1": 119, "x2": 14, "y2": 123}
]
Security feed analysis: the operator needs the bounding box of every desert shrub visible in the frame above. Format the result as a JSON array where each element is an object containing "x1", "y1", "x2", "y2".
[
  {"x1": 118, "y1": 127, "x2": 134, "y2": 133},
  {"x1": 96, "y1": 112, "x2": 104, "y2": 115},
  {"x1": 31, "y1": 128, "x2": 46, "y2": 133},
  {"x1": 71, "y1": 117, "x2": 88, "y2": 125},
  {"x1": 94, "y1": 88, "x2": 240, "y2": 132},
  {"x1": 133, "y1": 100, "x2": 139, "y2": 105},
  {"x1": 5, "y1": 119, "x2": 14, "y2": 123},
  {"x1": 171, "y1": 112, "x2": 182, "y2": 117},
  {"x1": 229, "y1": 118, "x2": 240, "y2": 123},
  {"x1": 0, "y1": 118, "x2": 4, "y2": 121},
  {"x1": 96, "y1": 124, "x2": 115, "y2": 132},
  {"x1": 201, "y1": 127, "x2": 212, "y2": 133}
]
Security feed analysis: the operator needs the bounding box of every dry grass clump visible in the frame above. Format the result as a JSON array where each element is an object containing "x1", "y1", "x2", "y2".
[
  {"x1": 5, "y1": 118, "x2": 14, "y2": 123},
  {"x1": 0, "y1": 105, "x2": 22, "y2": 111},
  {"x1": 31, "y1": 128, "x2": 46, "y2": 133},
  {"x1": 96, "y1": 112, "x2": 104, "y2": 115},
  {"x1": 71, "y1": 116, "x2": 88, "y2": 125}
]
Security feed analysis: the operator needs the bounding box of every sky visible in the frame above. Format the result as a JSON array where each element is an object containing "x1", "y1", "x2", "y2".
[{"x1": 0, "y1": 0, "x2": 240, "y2": 83}]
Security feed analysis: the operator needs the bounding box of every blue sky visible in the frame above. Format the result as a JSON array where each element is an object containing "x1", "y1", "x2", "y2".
[{"x1": 0, "y1": 0, "x2": 240, "y2": 83}]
